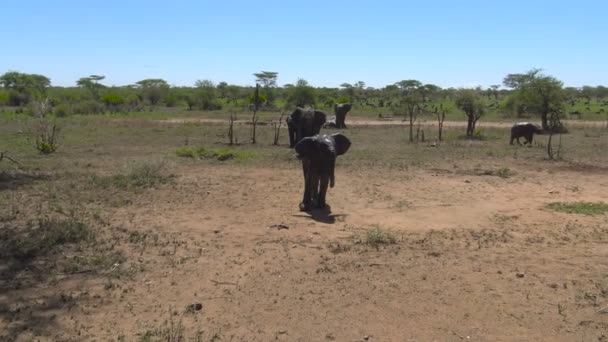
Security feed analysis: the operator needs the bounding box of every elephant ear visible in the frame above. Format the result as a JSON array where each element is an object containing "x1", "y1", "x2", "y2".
[
  {"x1": 294, "y1": 136, "x2": 319, "y2": 159},
  {"x1": 331, "y1": 133, "x2": 351, "y2": 156},
  {"x1": 313, "y1": 110, "x2": 327, "y2": 129},
  {"x1": 289, "y1": 108, "x2": 303, "y2": 124}
]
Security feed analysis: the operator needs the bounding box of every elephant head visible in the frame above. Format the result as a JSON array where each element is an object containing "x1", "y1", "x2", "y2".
[
  {"x1": 295, "y1": 133, "x2": 351, "y2": 211},
  {"x1": 286, "y1": 108, "x2": 327, "y2": 148}
]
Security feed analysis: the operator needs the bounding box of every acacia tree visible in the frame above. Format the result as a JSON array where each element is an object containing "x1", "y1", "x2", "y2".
[
  {"x1": 77, "y1": 75, "x2": 105, "y2": 100},
  {"x1": 455, "y1": 89, "x2": 485, "y2": 138},
  {"x1": 396, "y1": 80, "x2": 423, "y2": 142},
  {"x1": 254, "y1": 71, "x2": 278, "y2": 105},
  {"x1": 0, "y1": 71, "x2": 51, "y2": 105},
  {"x1": 503, "y1": 69, "x2": 565, "y2": 131},
  {"x1": 135, "y1": 78, "x2": 169, "y2": 105}
]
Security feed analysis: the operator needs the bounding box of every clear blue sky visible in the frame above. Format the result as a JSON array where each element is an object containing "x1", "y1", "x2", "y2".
[{"x1": 2, "y1": 0, "x2": 606, "y2": 88}]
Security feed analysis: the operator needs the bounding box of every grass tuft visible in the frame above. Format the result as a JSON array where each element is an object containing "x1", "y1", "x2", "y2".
[
  {"x1": 547, "y1": 202, "x2": 608, "y2": 215},
  {"x1": 0, "y1": 217, "x2": 94, "y2": 260},
  {"x1": 366, "y1": 227, "x2": 396, "y2": 247}
]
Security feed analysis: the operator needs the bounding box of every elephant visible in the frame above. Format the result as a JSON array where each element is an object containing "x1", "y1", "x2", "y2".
[
  {"x1": 286, "y1": 108, "x2": 327, "y2": 148},
  {"x1": 333, "y1": 103, "x2": 352, "y2": 129},
  {"x1": 294, "y1": 133, "x2": 351, "y2": 212},
  {"x1": 510, "y1": 122, "x2": 543, "y2": 145}
]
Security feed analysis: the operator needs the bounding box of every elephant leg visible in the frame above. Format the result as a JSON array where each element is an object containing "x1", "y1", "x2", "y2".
[
  {"x1": 310, "y1": 165, "x2": 320, "y2": 207},
  {"x1": 301, "y1": 159, "x2": 309, "y2": 181},
  {"x1": 316, "y1": 175, "x2": 329, "y2": 208},
  {"x1": 299, "y1": 160, "x2": 313, "y2": 211},
  {"x1": 288, "y1": 125, "x2": 296, "y2": 148}
]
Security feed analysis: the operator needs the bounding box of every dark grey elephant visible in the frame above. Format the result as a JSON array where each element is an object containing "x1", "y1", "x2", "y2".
[
  {"x1": 510, "y1": 122, "x2": 543, "y2": 145},
  {"x1": 333, "y1": 103, "x2": 352, "y2": 129},
  {"x1": 286, "y1": 108, "x2": 327, "y2": 148},
  {"x1": 294, "y1": 133, "x2": 351, "y2": 212}
]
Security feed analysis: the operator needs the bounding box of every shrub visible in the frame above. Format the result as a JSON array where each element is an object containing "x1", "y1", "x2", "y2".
[{"x1": 547, "y1": 202, "x2": 608, "y2": 215}]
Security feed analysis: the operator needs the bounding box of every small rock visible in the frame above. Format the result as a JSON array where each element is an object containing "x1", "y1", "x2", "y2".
[
  {"x1": 516, "y1": 272, "x2": 525, "y2": 278},
  {"x1": 364, "y1": 335, "x2": 370, "y2": 340},
  {"x1": 278, "y1": 330, "x2": 288, "y2": 334},
  {"x1": 213, "y1": 229, "x2": 221, "y2": 234},
  {"x1": 465, "y1": 179, "x2": 471, "y2": 183}
]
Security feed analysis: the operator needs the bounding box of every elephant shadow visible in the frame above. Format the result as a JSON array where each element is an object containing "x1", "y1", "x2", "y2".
[{"x1": 293, "y1": 206, "x2": 347, "y2": 224}]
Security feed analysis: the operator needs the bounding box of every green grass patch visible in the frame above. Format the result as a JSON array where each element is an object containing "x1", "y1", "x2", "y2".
[
  {"x1": 175, "y1": 146, "x2": 255, "y2": 161},
  {"x1": 547, "y1": 202, "x2": 608, "y2": 215},
  {"x1": 366, "y1": 227, "x2": 396, "y2": 247}
]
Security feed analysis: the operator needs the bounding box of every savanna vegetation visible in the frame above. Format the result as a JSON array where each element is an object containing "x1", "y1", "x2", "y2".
[{"x1": 1, "y1": 68, "x2": 608, "y2": 341}]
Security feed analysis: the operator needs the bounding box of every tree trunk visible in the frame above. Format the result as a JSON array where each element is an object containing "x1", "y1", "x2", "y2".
[
  {"x1": 466, "y1": 116, "x2": 474, "y2": 137},
  {"x1": 541, "y1": 111, "x2": 549, "y2": 131}
]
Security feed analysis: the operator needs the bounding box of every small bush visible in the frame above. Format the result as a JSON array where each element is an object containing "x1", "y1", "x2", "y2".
[
  {"x1": 366, "y1": 227, "x2": 396, "y2": 248},
  {"x1": 30, "y1": 118, "x2": 60, "y2": 154},
  {"x1": 547, "y1": 202, "x2": 608, "y2": 215}
]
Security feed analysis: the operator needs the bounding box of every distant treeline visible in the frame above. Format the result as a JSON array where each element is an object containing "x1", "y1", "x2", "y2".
[{"x1": 1, "y1": 70, "x2": 607, "y2": 123}]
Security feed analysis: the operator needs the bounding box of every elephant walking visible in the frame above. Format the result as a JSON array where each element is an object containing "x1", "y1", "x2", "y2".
[
  {"x1": 510, "y1": 122, "x2": 543, "y2": 145},
  {"x1": 286, "y1": 108, "x2": 327, "y2": 148},
  {"x1": 294, "y1": 133, "x2": 351, "y2": 211}
]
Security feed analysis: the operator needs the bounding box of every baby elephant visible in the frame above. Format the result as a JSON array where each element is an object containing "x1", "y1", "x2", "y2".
[
  {"x1": 295, "y1": 133, "x2": 351, "y2": 212},
  {"x1": 510, "y1": 122, "x2": 542, "y2": 145}
]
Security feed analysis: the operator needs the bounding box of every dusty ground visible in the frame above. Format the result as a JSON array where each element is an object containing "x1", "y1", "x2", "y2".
[
  {"x1": 3, "y1": 163, "x2": 608, "y2": 341},
  {"x1": 0, "y1": 119, "x2": 607, "y2": 341}
]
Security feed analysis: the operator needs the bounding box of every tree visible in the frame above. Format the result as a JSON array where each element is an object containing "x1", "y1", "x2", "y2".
[
  {"x1": 254, "y1": 71, "x2": 278, "y2": 104},
  {"x1": 421, "y1": 84, "x2": 441, "y2": 103},
  {"x1": 194, "y1": 79, "x2": 220, "y2": 110},
  {"x1": 503, "y1": 69, "x2": 565, "y2": 131},
  {"x1": 287, "y1": 78, "x2": 316, "y2": 107},
  {"x1": 77, "y1": 75, "x2": 105, "y2": 100},
  {"x1": 455, "y1": 89, "x2": 486, "y2": 138},
  {"x1": 395, "y1": 80, "x2": 424, "y2": 142},
  {"x1": 0, "y1": 71, "x2": 51, "y2": 105},
  {"x1": 596, "y1": 85, "x2": 608, "y2": 101},
  {"x1": 216, "y1": 81, "x2": 228, "y2": 99},
  {"x1": 135, "y1": 78, "x2": 169, "y2": 105}
]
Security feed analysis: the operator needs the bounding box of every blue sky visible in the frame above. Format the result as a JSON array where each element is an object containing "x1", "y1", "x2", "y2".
[{"x1": 2, "y1": 0, "x2": 606, "y2": 88}]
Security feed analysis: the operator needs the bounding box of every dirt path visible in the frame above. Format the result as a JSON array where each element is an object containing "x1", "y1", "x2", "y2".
[{"x1": 158, "y1": 117, "x2": 607, "y2": 129}]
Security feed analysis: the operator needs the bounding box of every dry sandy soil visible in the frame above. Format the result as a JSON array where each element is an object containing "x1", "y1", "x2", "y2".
[{"x1": 3, "y1": 159, "x2": 608, "y2": 341}]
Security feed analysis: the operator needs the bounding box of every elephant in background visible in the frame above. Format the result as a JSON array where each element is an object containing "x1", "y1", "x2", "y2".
[
  {"x1": 333, "y1": 103, "x2": 352, "y2": 129},
  {"x1": 295, "y1": 133, "x2": 351, "y2": 212},
  {"x1": 510, "y1": 122, "x2": 543, "y2": 145},
  {"x1": 286, "y1": 108, "x2": 327, "y2": 148}
]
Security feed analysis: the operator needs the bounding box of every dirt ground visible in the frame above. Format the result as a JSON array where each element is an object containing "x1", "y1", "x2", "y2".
[
  {"x1": 3, "y1": 163, "x2": 607, "y2": 341},
  {"x1": 1, "y1": 119, "x2": 607, "y2": 341}
]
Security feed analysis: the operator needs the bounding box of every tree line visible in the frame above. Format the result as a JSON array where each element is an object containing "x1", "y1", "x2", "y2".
[{"x1": 1, "y1": 69, "x2": 607, "y2": 133}]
